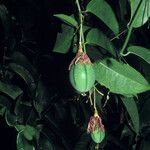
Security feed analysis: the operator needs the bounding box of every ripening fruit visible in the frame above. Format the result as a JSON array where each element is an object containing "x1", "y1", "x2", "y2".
[
  {"x1": 69, "y1": 63, "x2": 95, "y2": 92},
  {"x1": 90, "y1": 127, "x2": 105, "y2": 143}
]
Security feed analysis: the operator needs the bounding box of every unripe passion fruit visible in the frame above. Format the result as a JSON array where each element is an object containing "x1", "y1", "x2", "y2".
[
  {"x1": 91, "y1": 127, "x2": 105, "y2": 143},
  {"x1": 87, "y1": 112, "x2": 105, "y2": 144},
  {"x1": 69, "y1": 63, "x2": 95, "y2": 92}
]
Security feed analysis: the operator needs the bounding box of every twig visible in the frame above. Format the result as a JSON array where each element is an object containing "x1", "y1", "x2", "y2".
[{"x1": 110, "y1": 29, "x2": 127, "y2": 41}]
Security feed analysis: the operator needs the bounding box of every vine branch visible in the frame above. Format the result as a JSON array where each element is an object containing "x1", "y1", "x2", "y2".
[
  {"x1": 76, "y1": 0, "x2": 86, "y2": 53},
  {"x1": 120, "y1": 26, "x2": 133, "y2": 55},
  {"x1": 120, "y1": 0, "x2": 143, "y2": 55}
]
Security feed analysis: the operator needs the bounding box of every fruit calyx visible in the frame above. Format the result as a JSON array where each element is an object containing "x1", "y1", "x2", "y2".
[
  {"x1": 87, "y1": 111, "x2": 105, "y2": 143},
  {"x1": 87, "y1": 111, "x2": 105, "y2": 133},
  {"x1": 69, "y1": 47, "x2": 92, "y2": 70}
]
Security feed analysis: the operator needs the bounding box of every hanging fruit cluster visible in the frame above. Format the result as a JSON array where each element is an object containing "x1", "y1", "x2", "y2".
[{"x1": 68, "y1": 0, "x2": 105, "y2": 146}]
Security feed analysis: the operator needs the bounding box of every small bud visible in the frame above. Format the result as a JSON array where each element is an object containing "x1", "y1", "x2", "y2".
[{"x1": 87, "y1": 112, "x2": 105, "y2": 143}]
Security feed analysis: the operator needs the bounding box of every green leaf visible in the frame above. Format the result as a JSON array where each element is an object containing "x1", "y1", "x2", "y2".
[
  {"x1": 127, "y1": 46, "x2": 150, "y2": 64},
  {"x1": 8, "y1": 63, "x2": 36, "y2": 93},
  {"x1": 74, "y1": 132, "x2": 91, "y2": 150},
  {"x1": 14, "y1": 100, "x2": 33, "y2": 125},
  {"x1": 94, "y1": 58, "x2": 150, "y2": 95},
  {"x1": 140, "y1": 95, "x2": 150, "y2": 125},
  {"x1": 15, "y1": 125, "x2": 38, "y2": 141},
  {"x1": 5, "y1": 110, "x2": 18, "y2": 126},
  {"x1": 15, "y1": 125, "x2": 25, "y2": 132},
  {"x1": 11, "y1": 52, "x2": 38, "y2": 80},
  {"x1": 0, "y1": 106, "x2": 6, "y2": 116},
  {"x1": 23, "y1": 125, "x2": 37, "y2": 140},
  {"x1": 129, "y1": 0, "x2": 150, "y2": 28},
  {"x1": 53, "y1": 24, "x2": 74, "y2": 54},
  {"x1": 139, "y1": 138, "x2": 150, "y2": 150},
  {"x1": 120, "y1": 125, "x2": 134, "y2": 140},
  {"x1": 34, "y1": 81, "x2": 49, "y2": 114},
  {"x1": 16, "y1": 133, "x2": 35, "y2": 150},
  {"x1": 86, "y1": 0, "x2": 119, "y2": 34},
  {"x1": 72, "y1": 34, "x2": 78, "y2": 53},
  {"x1": 45, "y1": 115, "x2": 71, "y2": 150},
  {"x1": 121, "y1": 97, "x2": 139, "y2": 134},
  {"x1": 86, "y1": 28, "x2": 116, "y2": 57},
  {"x1": 38, "y1": 134, "x2": 54, "y2": 150},
  {"x1": 119, "y1": 0, "x2": 127, "y2": 21},
  {"x1": 54, "y1": 14, "x2": 78, "y2": 27},
  {"x1": 0, "y1": 95, "x2": 12, "y2": 109},
  {"x1": 0, "y1": 5, "x2": 12, "y2": 37},
  {"x1": 0, "y1": 81, "x2": 22, "y2": 100},
  {"x1": 86, "y1": 46, "x2": 103, "y2": 61},
  {"x1": 0, "y1": 95, "x2": 11, "y2": 116}
]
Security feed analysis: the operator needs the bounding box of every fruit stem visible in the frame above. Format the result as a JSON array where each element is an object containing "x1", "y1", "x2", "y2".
[
  {"x1": 95, "y1": 143, "x2": 99, "y2": 149},
  {"x1": 89, "y1": 90, "x2": 93, "y2": 106},
  {"x1": 76, "y1": 0, "x2": 86, "y2": 53},
  {"x1": 95, "y1": 86, "x2": 104, "y2": 96},
  {"x1": 93, "y1": 87, "x2": 98, "y2": 113}
]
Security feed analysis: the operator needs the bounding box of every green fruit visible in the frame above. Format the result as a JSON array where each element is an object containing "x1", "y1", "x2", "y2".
[
  {"x1": 69, "y1": 63, "x2": 95, "y2": 92},
  {"x1": 91, "y1": 127, "x2": 105, "y2": 143}
]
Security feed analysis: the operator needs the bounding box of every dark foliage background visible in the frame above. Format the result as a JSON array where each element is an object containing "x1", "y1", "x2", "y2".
[
  {"x1": 0, "y1": 0, "x2": 150, "y2": 150},
  {"x1": 0, "y1": 0, "x2": 73, "y2": 149}
]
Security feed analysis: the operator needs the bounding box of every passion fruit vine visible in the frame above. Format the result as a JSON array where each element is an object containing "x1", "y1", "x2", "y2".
[{"x1": 69, "y1": 51, "x2": 95, "y2": 93}]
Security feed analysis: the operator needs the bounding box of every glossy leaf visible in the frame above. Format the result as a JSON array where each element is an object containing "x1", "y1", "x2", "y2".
[
  {"x1": 0, "y1": 81, "x2": 22, "y2": 100},
  {"x1": 120, "y1": 125, "x2": 134, "y2": 141},
  {"x1": 0, "y1": 5, "x2": 12, "y2": 37},
  {"x1": 72, "y1": 35, "x2": 78, "y2": 53},
  {"x1": 0, "y1": 95, "x2": 12, "y2": 109},
  {"x1": 86, "y1": 0, "x2": 119, "y2": 34},
  {"x1": 140, "y1": 95, "x2": 150, "y2": 125},
  {"x1": 8, "y1": 63, "x2": 36, "y2": 93},
  {"x1": 129, "y1": 0, "x2": 150, "y2": 28},
  {"x1": 11, "y1": 52, "x2": 38, "y2": 80},
  {"x1": 14, "y1": 94, "x2": 32, "y2": 118},
  {"x1": 15, "y1": 125, "x2": 38, "y2": 141},
  {"x1": 139, "y1": 138, "x2": 150, "y2": 150},
  {"x1": 74, "y1": 132, "x2": 91, "y2": 150},
  {"x1": 86, "y1": 28, "x2": 116, "y2": 57},
  {"x1": 0, "y1": 106, "x2": 6, "y2": 116},
  {"x1": 94, "y1": 58, "x2": 150, "y2": 95},
  {"x1": 54, "y1": 14, "x2": 78, "y2": 27},
  {"x1": 38, "y1": 134, "x2": 54, "y2": 150},
  {"x1": 15, "y1": 125, "x2": 25, "y2": 132},
  {"x1": 127, "y1": 46, "x2": 150, "y2": 64},
  {"x1": 119, "y1": 0, "x2": 127, "y2": 21},
  {"x1": 121, "y1": 97, "x2": 139, "y2": 134},
  {"x1": 16, "y1": 133, "x2": 35, "y2": 150},
  {"x1": 45, "y1": 114, "x2": 71, "y2": 150},
  {"x1": 34, "y1": 81, "x2": 56, "y2": 115},
  {"x1": 53, "y1": 24, "x2": 74, "y2": 53},
  {"x1": 5, "y1": 110, "x2": 18, "y2": 126},
  {"x1": 87, "y1": 46, "x2": 103, "y2": 61}
]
